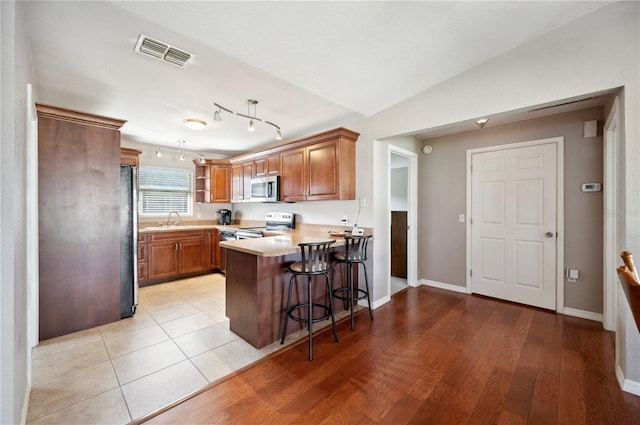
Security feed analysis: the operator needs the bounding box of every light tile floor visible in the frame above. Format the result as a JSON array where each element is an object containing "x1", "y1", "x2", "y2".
[
  {"x1": 391, "y1": 276, "x2": 408, "y2": 295},
  {"x1": 27, "y1": 273, "x2": 324, "y2": 424}
]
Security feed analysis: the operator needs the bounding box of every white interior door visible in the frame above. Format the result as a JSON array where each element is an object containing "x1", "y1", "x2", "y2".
[{"x1": 470, "y1": 142, "x2": 557, "y2": 310}]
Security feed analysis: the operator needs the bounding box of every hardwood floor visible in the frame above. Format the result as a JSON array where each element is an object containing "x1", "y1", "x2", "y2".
[{"x1": 137, "y1": 286, "x2": 640, "y2": 424}]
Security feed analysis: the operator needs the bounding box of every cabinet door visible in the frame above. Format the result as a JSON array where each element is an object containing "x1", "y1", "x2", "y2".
[
  {"x1": 204, "y1": 230, "x2": 218, "y2": 269},
  {"x1": 212, "y1": 165, "x2": 230, "y2": 203},
  {"x1": 242, "y1": 162, "x2": 253, "y2": 200},
  {"x1": 231, "y1": 164, "x2": 243, "y2": 202},
  {"x1": 137, "y1": 262, "x2": 148, "y2": 283},
  {"x1": 137, "y1": 242, "x2": 148, "y2": 282},
  {"x1": 148, "y1": 241, "x2": 180, "y2": 280},
  {"x1": 307, "y1": 140, "x2": 340, "y2": 200},
  {"x1": 266, "y1": 154, "x2": 280, "y2": 176},
  {"x1": 213, "y1": 230, "x2": 221, "y2": 269},
  {"x1": 179, "y1": 238, "x2": 207, "y2": 274},
  {"x1": 254, "y1": 157, "x2": 267, "y2": 178},
  {"x1": 280, "y1": 147, "x2": 307, "y2": 201}
]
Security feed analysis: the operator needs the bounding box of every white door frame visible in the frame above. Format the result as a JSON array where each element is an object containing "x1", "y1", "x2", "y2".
[
  {"x1": 603, "y1": 96, "x2": 620, "y2": 331},
  {"x1": 465, "y1": 137, "x2": 565, "y2": 312},
  {"x1": 388, "y1": 145, "x2": 418, "y2": 289}
]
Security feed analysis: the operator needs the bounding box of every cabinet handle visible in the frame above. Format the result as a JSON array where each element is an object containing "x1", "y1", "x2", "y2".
[{"x1": 175, "y1": 243, "x2": 179, "y2": 251}]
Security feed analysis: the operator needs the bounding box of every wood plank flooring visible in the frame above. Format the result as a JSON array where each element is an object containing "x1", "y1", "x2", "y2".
[{"x1": 137, "y1": 286, "x2": 640, "y2": 425}]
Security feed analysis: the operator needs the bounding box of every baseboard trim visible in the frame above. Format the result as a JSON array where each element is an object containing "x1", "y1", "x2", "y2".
[
  {"x1": 371, "y1": 295, "x2": 390, "y2": 310},
  {"x1": 562, "y1": 307, "x2": 603, "y2": 322},
  {"x1": 21, "y1": 381, "x2": 31, "y2": 425},
  {"x1": 420, "y1": 279, "x2": 470, "y2": 294},
  {"x1": 616, "y1": 364, "x2": 640, "y2": 396}
]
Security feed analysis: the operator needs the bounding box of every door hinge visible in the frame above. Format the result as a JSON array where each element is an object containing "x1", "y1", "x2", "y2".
[{"x1": 470, "y1": 269, "x2": 473, "y2": 277}]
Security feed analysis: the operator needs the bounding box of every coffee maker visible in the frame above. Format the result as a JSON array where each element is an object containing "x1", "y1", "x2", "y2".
[{"x1": 217, "y1": 209, "x2": 231, "y2": 225}]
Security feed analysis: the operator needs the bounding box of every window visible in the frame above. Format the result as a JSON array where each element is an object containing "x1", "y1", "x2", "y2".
[{"x1": 139, "y1": 167, "x2": 193, "y2": 216}]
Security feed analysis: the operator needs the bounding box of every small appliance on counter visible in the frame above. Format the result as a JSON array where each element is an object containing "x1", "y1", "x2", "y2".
[{"x1": 218, "y1": 209, "x2": 231, "y2": 225}]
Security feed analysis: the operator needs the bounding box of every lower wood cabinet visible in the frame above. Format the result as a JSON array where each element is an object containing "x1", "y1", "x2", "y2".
[
  {"x1": 204, "y1": 229, "x2": 220, "y2": 270},
  {"x1": 138, "y1": 233, "x2": 148, "y2": 283},
  {"x1": 147, "y1": 230, "x2": 210, "y2": 282}
]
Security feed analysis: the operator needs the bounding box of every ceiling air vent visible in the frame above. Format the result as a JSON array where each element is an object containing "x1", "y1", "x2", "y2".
[{"x1": 134, "y1": 34, "x2": 193, "y2": 68}]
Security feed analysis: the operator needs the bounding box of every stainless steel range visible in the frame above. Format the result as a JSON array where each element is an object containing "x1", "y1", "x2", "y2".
[
  {"x1": 220, "y1": 212, "x2": 296, "y2": 241},
  {"x1": 264, "y1": 211, "x2": 296, "y2": 231}
]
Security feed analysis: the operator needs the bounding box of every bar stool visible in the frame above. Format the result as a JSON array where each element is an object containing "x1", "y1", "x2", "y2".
[
  {"x1": 331, "y1": 235, "x2": 373, "y2": 330},
  {"x1": 281, "y1": 240, "x2": 338, "y2": 360}
]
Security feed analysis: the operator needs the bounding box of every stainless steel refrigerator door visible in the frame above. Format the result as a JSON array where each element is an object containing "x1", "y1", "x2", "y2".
[{"x1": 120, "y1": 165, "x2": 138, "y2": 318}]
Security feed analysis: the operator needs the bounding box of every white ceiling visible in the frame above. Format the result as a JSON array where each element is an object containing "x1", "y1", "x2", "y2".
[{"x1": 22, "y1": 1, "x2": 610, "y2": 157}]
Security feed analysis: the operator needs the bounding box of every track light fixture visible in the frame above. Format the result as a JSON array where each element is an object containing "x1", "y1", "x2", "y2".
[
  {"x1": 155, "y1": 141, "x2": 205, "y2": 163},
  {"x1": 475, "y1": 118, "x2": 489, "y2": 128},
  {"x1": 213, "y1": 99, "x2": 282, "y2": 140},
  {"x1": 179, "y1": 140, "x2": 185, "y2": 161}
]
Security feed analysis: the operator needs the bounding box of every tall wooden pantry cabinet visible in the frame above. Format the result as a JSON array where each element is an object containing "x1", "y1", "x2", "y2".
[{"x1": 37, "y1": 103, "x2": 126, "y2": 340}]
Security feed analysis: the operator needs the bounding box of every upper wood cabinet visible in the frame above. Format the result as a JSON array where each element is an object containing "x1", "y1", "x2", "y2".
[
  {"x1": 231, "y1": 162, "x2": 253, "y2": 203},
  {"x1": 120, "y1": 147, "x2": 142, "y2": 166},
  {"x1": 214, "y1": 127, "x2": 359, "y2": 203},
  {"x1": 195, "y1": 164, "x2": 211, "y2": 203},
  {"x1": 253, "y1": 154, "x2": 280, "y2": 178},
  {"x1": 211, "y1": 164, "x2": 231, "y2": 203},
  {"x1": 194, "y1": 160, "x2": 230, "y2": 203},
  {"x1": 280, "y1": 129, "x2": 358, "y2": 201}
]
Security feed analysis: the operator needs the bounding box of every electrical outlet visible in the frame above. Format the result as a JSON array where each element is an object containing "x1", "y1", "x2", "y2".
[
  {"x1": 196, "y1": 213, "x2": 202, "y2": 219},
  {"x1": 342, "y1": 214, "x2": 348, "y2": 224},
  {"x1": 359, "y1": 198, "x2": 366, "y2": 208},
  {"x1": 459, "y1": 214, "x2": 465, "y2": 223}
]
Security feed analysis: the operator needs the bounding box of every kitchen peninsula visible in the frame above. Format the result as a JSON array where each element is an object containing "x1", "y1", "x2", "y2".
[{"x1": 220, "y1": 226, "x2": 369, "y2": 348}]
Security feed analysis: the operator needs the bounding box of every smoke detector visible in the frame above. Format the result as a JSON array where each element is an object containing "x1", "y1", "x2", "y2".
[{"x1": 134, "y1": 34, "x2": 194, "y2": 68}]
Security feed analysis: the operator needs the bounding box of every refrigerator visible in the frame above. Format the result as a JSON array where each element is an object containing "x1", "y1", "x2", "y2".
[{"x1": 120, "y1": 164, "x2": 139, "y2": 318}]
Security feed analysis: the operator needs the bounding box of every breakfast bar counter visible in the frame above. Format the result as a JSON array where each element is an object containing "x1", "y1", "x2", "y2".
[{"x1": 220, "y1": 227, "x2": 369, "y2": 348}]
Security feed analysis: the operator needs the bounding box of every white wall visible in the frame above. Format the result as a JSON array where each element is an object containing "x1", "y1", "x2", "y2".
[
  {"x1": 1, "y1": 1, "x2": 34, "y2": 422},
  {"x1": 347, "y1": 1, "x2": 640, "y2": 389}
]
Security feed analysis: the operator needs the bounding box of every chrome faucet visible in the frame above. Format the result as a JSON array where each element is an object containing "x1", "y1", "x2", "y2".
[{"x1": 167, "y1": 211, "x2": 182, "y2": 227}]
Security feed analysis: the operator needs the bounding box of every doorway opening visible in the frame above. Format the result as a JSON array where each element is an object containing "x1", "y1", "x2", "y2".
[
  {"x1": 388, "y1": 146, "x2": 418, "y2": 296},
  {"x1": 390, "y1": 153, "x2": 409, "y2": 294}
]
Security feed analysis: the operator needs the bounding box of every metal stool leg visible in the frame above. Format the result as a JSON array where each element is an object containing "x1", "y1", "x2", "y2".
[
  {"x1": 326, "y1": 272, "x2": 339, "y2": 342},
  {"x1": 307, "y1": 275, "x2": 313, "y2": 360},
  {"x1": 348, "y1": 263, "x2": 356, "y2": 330},
  {"x1": 361, "y1": 262, "x2": 374, "y2": 320}
]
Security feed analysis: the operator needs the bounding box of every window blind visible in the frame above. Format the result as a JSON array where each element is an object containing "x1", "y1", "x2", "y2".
[{"x1": 139, "y1": 167, "x2": 193, "y2": 216}]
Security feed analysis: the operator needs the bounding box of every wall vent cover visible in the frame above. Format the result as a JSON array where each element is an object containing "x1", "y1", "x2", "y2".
[{"x1": 134, "y1": 34, "x2": 193, "y2": 68}]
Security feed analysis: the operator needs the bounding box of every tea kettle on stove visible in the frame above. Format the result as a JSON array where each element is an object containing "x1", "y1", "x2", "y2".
[{"x1": 217, "y1": 209, "x2": 231, "y2": 225}]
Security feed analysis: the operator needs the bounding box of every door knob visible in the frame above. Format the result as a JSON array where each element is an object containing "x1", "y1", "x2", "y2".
[{"x1": 545, "y1": 232, "x2": 554, "y2": 238}]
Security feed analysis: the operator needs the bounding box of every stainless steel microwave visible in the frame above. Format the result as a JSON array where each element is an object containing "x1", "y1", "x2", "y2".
[{"x1": 249, "y1": 176, "x2": 280, "y2": 202}]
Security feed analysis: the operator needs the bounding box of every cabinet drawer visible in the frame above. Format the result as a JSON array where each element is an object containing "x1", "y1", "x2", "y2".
[
  {"x1": 149, "y1": 230, "x2": 204, "y2": 242},
  {"x1": 138, "y1": 243, "x2": 147, "y2": 262},
  {"x1": 138, "y1": 261, "x2": 148, "y2": 282}
]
